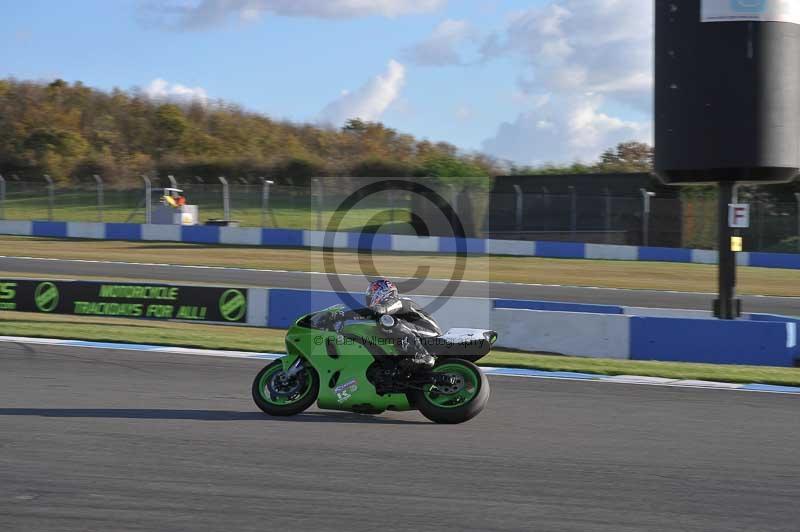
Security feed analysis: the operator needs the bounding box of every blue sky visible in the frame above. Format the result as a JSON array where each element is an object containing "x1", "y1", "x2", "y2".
[{"x1": 0, "y1": 0, "x2": 653, "y2": 165}]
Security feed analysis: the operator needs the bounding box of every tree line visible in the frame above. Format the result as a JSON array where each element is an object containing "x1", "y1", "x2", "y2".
[{"x1": 0, "y1": 78, "x2": 654, "y2": 187}]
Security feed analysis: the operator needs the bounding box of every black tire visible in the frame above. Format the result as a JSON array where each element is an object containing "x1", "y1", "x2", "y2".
[
  {"x1": 409, "y1": 359, "x2": 490, "y2": 424},
  {"x1": 252, "y1": 360, "x2": 319, "y2": 417}
]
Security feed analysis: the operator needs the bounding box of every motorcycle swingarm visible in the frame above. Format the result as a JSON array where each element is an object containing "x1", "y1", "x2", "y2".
[{"x1": 377, "y1": 373, "x2": 457, "y2": 394}]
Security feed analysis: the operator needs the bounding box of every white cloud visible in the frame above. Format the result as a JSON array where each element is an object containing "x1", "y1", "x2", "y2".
[
  {"x1": 318, "y1": 59, "x2": 406, "y2": 125},
  {"x1": 480, "y1": 0, "x2": 653, "y2": 164},
  {"x1": 486, "y1": 0, "x2": 653, "y2": 105},
  {"x1": 140, "y1": 0, "x2": 446, "y2": 29},
  {"x1": 144, "y1": 78, "x2": 209, "y2": 103},
  {"x1": 482, "y1": 94, "x2": 651, "y2": 166},
  {"x1": 404, "y1": 19, "x2": 478, "y2": 66}
]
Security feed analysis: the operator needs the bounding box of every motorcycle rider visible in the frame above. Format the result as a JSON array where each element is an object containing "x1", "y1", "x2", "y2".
[{"x1": 364, "y1": 279, "x2": 441, "y2": 367}]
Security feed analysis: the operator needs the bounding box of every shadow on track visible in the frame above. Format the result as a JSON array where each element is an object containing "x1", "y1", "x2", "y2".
[{"x1": 0, "y1": 408, "x2": 428, "y2": 424}]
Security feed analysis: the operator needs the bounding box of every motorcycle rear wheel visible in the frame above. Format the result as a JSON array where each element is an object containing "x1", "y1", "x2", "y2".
[
  {"x1": 409, "y1": 359, "x2": 490, "y2": 424},
  {"x1": 252, "y1": 360, "x2": 319, "y2": 416}
]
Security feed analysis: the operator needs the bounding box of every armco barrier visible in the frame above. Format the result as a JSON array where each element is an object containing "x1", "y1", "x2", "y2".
[{"x1": 3, "y1": 220, "x2": 800, "y2": 270}]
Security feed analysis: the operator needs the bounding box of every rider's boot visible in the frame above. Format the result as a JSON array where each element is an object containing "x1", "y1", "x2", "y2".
[{"x1": 400, "y1": 336, "x2": 434, "y2": 368}]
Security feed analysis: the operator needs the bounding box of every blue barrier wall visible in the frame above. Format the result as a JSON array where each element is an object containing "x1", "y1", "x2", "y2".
[
  {"x1": 262, "y1": 228, "x2": 304, "y2": 247},
  {"x1": 4, "y1": 220, "x2": 800, "y2": 270},
  {"x1": 629, "y1": 317, "x2": 797, "y2": 366},
  {"x1": 534, "y1": 241, "x2": 586, "y2": 259},
  {"x1": 749, "y1": 252, "x2": 800, "y2": 269},
  {"x1": 349, "y1": 232, "x2": 392, "y2": 252},
  {"x1": 438, "y1": 237, "x2": 487, "y2": 254},
  {"x1": 32, "y1": 221, "x2": 67, "y2": 238},
  {"x1": 493, "y1": 299, "x2": 624, "y2": 315},
  {"x1": 105, "y1": 223, "x2": 142, "y2": 241},
  {"x1": 264, "y1": 289, "x2": 798, "y2": 366},
  {"x1": 267, "y1": 289, "x2": 363, "y2": 328},
  {"x1": 182, "y1": 225, "x2": 220, "y2": 244},
  {"x1": 637, "y1": 246, "x2": 692, "y2": 263}
]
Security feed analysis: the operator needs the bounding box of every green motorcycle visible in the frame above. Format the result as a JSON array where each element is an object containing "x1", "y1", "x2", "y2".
[{"x1": 252, "y1": 305, "x2": 497, "y2": 424}]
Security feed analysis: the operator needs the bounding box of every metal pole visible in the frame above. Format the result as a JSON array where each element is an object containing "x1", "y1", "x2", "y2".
[
  {"x1": 568, "y1": 186, "x2": 576, "y2": 238},
  {"x1": 604, "y1": 187, "x2": 612, "y2": 243},
  {"x1": 142, "y1": 175, "x2": 152, "y2": 224},
  {"x1": 541, "y1": 186, "x2": 550, "y2": 231},
  {"x1": 448, "y1": 184, "x2": 459, "y2": 218},
  {"x1": 167, "y1": 175, "x2": 178, "y2": 190},
  {"x1": 313, "y1": 178, "x2": 322, "y2": 230},
  {"x1": 0, "y1": 174, "x2": 5, "y2": 220},
  {"x1": 796, "y1": 193, "x2": 800, "y2": 253},
  {"x1": 512, "y1": 184, "x2": 523, "y2": 234},
  {"x1": 261, "y1": 178, "x2": 274, "y2": 227},
  {"x1": 640, "y1": 188, "x2": 652, "y2": 247},
  {"x1": 43, "y1": 174, "x2": 54, "y2": 221},
  {"x1": 714, "y1": 181, "x2": 738, "y2": 319},
  {"x1": 218, "y1": 176, "x2": 230, "y2": 220},
  {"x1": 93, "y1": 174, "x2": 104, "y2": 222}
]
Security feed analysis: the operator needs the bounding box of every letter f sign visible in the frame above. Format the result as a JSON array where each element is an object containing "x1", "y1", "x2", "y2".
[{"x1": 728, "y1": 204, "x2": 750, "y2": 228}]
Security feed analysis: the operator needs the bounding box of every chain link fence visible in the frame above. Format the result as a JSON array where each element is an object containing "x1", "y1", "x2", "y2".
[{"x1": 0, "y1": 174, "x2": 798, "y2": 253}]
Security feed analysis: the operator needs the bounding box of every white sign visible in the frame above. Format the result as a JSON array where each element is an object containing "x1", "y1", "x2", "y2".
[
  {"x1": 728, "y1": 204, "x2": 750, "y2": 228},
  {"x1": 702, "y1": 0, "x2": 800, "y2": 24}
]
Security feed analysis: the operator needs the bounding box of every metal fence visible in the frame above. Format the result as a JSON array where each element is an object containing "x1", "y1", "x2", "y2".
[{"x1": 0, "y1": 174, "x2": 798, "y2": 253}]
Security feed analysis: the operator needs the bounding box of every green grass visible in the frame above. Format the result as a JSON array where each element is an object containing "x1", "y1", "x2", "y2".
[
  {"x1": 3, "y1": 189, "x2": 413, "y2": 231},
  {"x1": 485, "y1": 351, "x2": 800, "y2": 387},
  {"x1": 3, "y1": 312, "x2": 799, "y2": 387},
  {"x1": 0, "y1": 312, "x2": 287, "y2": 352}
]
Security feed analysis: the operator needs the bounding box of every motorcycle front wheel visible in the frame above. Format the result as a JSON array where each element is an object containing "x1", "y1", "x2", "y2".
[
  {"x1": 409, "y1": 359, "x2": 490, "y2": 424},
  {"x1": 252, "y1": 359, "x2": 319, "y2": 416}
]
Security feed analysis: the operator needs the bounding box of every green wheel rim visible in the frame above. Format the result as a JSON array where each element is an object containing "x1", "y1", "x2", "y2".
[
  {"x1": 423, "y1": 363, "x2": 480, "y2": 409},
  {"x1": 258, "y1": 364, "x2": 313, "y2": 406}
]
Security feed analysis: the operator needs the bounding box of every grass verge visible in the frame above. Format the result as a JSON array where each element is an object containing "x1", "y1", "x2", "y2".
[
  {"x1": 3, "y1": 192, "x2": 413, "y2": 231},
  {"x1": 1, "y1": 236, "x2": 799, "y2": 296},
  {"x1": 2, "y1": 312, "x2": 799, "y2": 387}
]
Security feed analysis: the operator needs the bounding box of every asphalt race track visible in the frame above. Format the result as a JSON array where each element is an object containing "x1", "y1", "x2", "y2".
[
  {"x1": 1, "y1": 342, "x2": 799, "y2": 532},
  {"x1": 1, "y1": 256, "x2": 799, "y2": 316}
]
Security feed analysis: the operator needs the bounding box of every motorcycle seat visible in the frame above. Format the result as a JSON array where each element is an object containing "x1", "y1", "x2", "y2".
[{"x1": 424, "y1": 328, "x2": 498, "y2": 361}]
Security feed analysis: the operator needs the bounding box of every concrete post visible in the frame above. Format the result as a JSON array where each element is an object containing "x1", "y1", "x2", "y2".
[
  {"x1": 43, "y1": 174, "x2": 54, "y2": 221},
  {"x1": 93, "y1": 174, "x2": 104, "y2": 222},
  {"x1": 218, "y1": 176, "x2": 230, "y2": 220},
  {"x1": 640, "y1": 188, "x2": 655, "y2": 247},
  {"x1": 0, "y1": 174, "x2": 5, "y2": 220},
  {"x1": 568, "y1": 186, "x2": 577, "y2": 238},
  {"x1": 313, "y1": 178, "x2": 323, "y2": 230},
  {"x1": 512, "y1": 184, "x2": 523, "y2": 234},
  {"x1": 141, "y1": 175, "x2": 152, "y2": 224},
  {"x1": 261, "y1": 178, "x2": 274, "y2": 228},
  {"x1": 796, "y1": 193, "x2": 800, "y2": 252},
  {"x1": 604, "y1": 187, "x2": 612, "y2": 243}
]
